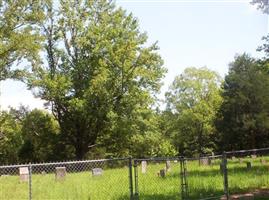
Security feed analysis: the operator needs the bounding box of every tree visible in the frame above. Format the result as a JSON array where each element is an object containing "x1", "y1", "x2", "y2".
[
  {"x1": 165, "y1": 67, "x2": 222, "y2": 156},
  {"x1": 27, "y1": 0, "x2": 165, "y2": 159},
  {"x1": 0, "y1": 0, "x2": 45, "y2": 80},
  {"x1": 0, "y1": 109, "x2": 23, "y2": 164},
  {"x1": 19, "y1": 109, "x2": 62, "y2": 163},
  {"x1": 216, "y1": 54, "x2": 269, "y2": 150}
]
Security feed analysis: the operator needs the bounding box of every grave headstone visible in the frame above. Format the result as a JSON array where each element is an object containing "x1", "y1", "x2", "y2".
[
  {"x1": 251, "y1": 155, "x2": 257, "y2": 159},
  {"x1": 200, "y1": 157, "x2": 211, "y2": 166},
  {"x1": 55, "y1": 167, "x2": 66, "y2": 181},
  {"x1": 160, "y1": 169, "x2": 166, "y2": 178},
  {"x1": 19, "y1": 167, "x2": 29, "y2": 182},
  {"x1": 92, "y1": 168, "x2": 103, "y2": 176},
  {"x1": 246, "y1": 162, "x2": 252, "y2": 170},
  {"x1": 141, "y1": 161, "x2": 147, "y2": 174},
  {"x1": 166, "y1": 161, "x2": 171, "y2": 172}
]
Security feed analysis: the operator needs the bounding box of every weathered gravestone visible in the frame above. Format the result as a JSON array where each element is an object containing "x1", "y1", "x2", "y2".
[
  {"x1": 166, "y1": 161, "x2": 171, "y2": 172},
  {"x1": 55, "y1": 167, "x2": 66, "y2": 181},
  {"x1": 19, "y1": 167, "x2": 29, "y2": 182},
  {"x1": 200, "y1": 157, "x2": 211, "y2": 166},
  {"x1": 141, "y1": 161, "x2": 147, "y2": 174},
  {"x1": 92, "y1": 168, "x2": 103, "y2": 176},
  {"x1": 160, "y1": 169, "x2": 166, "y2": 178},
  {"x1": 246, "y1": 162, "x2": 252, "y2": 170}
]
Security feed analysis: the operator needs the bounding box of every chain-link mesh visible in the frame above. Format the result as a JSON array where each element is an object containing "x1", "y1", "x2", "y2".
[
  {"x1": 133, "y1": 157, "x2": 181, "y2": 200},
  {"x1": 0, "y1": 158, "x2": 131, "y2": 200},
  {"x1": 226, "y1": 148, "x2": 269, "y2": 199},
  {"x1": 0, "y1": 164, "x2": 30, "y2": 199},
  {"x1": 184, "y1": 155, "x2": 225, "y2": 200}
]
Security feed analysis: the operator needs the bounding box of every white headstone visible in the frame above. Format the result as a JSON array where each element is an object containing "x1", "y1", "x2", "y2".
[
  {"x1": 200, "y1": 157, "x2": 211, "y2": 166},
  {"x1": 141, "y1": 161, "x2": 147, "y2": 174},
  {"x1": 55, "y1": 167, "x2": 66, "y2": 181},
  {"x1": 19, "y1": 167, "x2": 29, "y2": 182},
  {"x1": 92, "y1": 168, "x2": 103, "y2": 176},
  {"x1": 166, "y1": 161, "x2": 171, "y2": 172}
]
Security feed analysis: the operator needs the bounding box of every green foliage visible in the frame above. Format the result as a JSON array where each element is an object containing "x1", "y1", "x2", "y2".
[
  {"x1": 27, "y1": 0, "x2": 165, "y2": 159},
  {"x1": 19, "y1": 109, "x2": 63, "y2": 163},
  {"x1": 0, "y1": 110, "x2": 22, "y2": 164},
  {"x1": 166, "y1": 67, "x2": 223, "y2": 156},
  {"x1": 0, "y1": 0, "x2": 46, "y2": 80},
  {"x1": 216, "y1": 54, "x2": 269, "y2": 150}
]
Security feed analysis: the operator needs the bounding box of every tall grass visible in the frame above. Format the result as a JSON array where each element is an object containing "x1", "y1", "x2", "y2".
[{"x1": 1, "y1": 157, "x2": 269, "y2": 199}]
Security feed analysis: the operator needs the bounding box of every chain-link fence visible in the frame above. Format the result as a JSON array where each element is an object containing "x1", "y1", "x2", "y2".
[
  {"x1": 133, "y1": 157, "x2": 181, "y2": 200},
  {"x1": 2, "y1": 148, "x2": 269, "y2": 200},
  {"x1": 226, "y1": 148, "x2": 269, "y2": 199},
  {"x1": 0, "y1": 158, "x2": 132, "y2": 200},
  {"x1": 181, "y1": 155, "x2": 227, "y2": 200}
]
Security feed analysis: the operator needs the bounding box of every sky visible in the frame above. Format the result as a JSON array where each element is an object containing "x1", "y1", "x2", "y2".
[{"x1": 0, "y1": 0, "x2": 268, "y2": 110}]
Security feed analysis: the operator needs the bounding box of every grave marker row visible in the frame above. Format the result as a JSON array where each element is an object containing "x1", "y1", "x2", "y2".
[{"x1": 19, "y1": 166, "x2": 104, "y2": 182}]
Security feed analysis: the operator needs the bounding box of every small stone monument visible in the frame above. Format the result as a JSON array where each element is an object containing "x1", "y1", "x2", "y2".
[
  {"x1": 160, "y1": 169, "x2": 166, "y2": 178},
  {"x1": 166, "y1": 161, "x2": 171, "y2": 172},
  {"x1": 19, "y1": 167, "x2": 29, "y2": 182},
  {"x1": 55, "y1": 167, "x2": 66, "y2": 181},
  {"x1": 246, "y1": 162, "x2": 252, "y2": 170},
  {"x1": 92, "y1": 168, "x2": 103, "y2": 176},
  {"x1": 200, "y1": 157, "x2": 211, "y2": 166},
  {"x1": 141, "y1": 161, "x2": 147, "y2": 174}
]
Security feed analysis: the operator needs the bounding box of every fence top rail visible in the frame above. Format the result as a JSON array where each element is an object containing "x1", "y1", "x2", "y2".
[
  {"x1": 184, "y1": 155, "x2": 223, "y2": 161},
  {"x1": 225, "y1": 147, "x2": 269, "y2": 155},
  {"x1": 0, "y1": 157, "x2": 130, "y2": 169},
  {"x1": 134, "y1": 157, "x2": 180, "y2": 162}
]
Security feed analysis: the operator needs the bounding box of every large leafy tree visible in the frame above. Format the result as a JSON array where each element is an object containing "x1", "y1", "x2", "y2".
[
  {"x1": 165, "y1": 67, "x2": 222, "y2": 156},
  {"x1": 0, "y1": 0, "x2": 45, "y2": 80},
  {"x1": 27, "y1": 0, "x2": 165, "y2": 159},
  {"x1": 19, "y1": 109, "x2": 62, "y2": 163},
  {"x1": 216, "y1": 54, "x2": 269, "y2": 150}
]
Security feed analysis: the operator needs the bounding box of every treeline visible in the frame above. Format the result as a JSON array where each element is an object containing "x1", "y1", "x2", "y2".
[{"x1": 1, "y1": 0, "x2": 269, "y2": 164}]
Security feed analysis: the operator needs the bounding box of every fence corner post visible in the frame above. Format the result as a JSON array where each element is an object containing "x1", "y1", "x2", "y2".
[
  {"x1": 28, "y1": 163, "x2": 32, "y2": 200},
  {"x1": 222, "y1": 152, "x2": 229, "y2": 200},
  {"x1": 128, "y1": 157, "x2": 134, "y2": 200}
]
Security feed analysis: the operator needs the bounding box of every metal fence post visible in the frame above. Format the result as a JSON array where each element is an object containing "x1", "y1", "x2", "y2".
[
  {"x1": 28, "y1": 163, "x2": 32, "y2": 200},
  {"x1": 222, "y1": 152, "x2": 229, "y2": 200},
  {"x1": 134, "y1": 160, "x2": 139, "y2": 200},
  {"x1": 128, "y1": 157, "x2": 134, "y2": 200},
  {"x1": 180, "y1": 156, "x2": 188, "y2": 200}
]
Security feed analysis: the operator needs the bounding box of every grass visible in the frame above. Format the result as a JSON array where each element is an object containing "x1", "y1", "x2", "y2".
[{"x1": 1, "y1": 157, "x2": 269, "y2": 199}]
